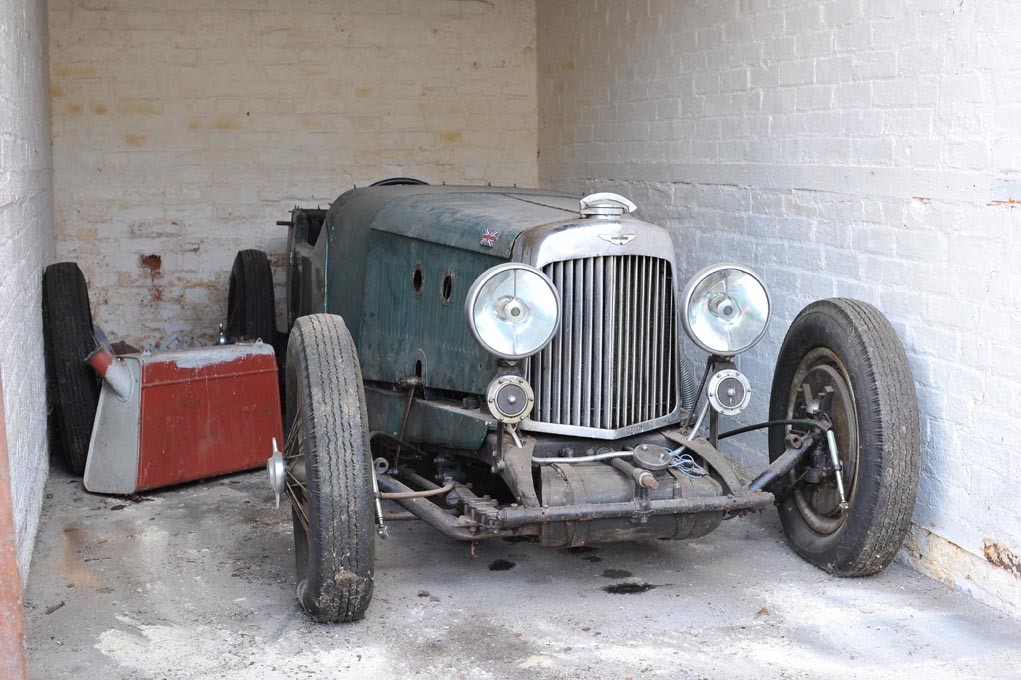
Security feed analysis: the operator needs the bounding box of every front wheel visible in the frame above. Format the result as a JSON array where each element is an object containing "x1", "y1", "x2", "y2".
[
  {"x1": 768, "y1": 298, "x2": 920, "y2": 576},
  {"x1": 283, "y1": 314, "x2": 375, "y2": 622}
]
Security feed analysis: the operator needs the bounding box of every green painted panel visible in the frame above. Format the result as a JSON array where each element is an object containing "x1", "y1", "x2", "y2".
[
  {"x1": 319, "y1": 185, "x2": 576, "y2": 349},
  {"x1": 358, "y1": 232, "x2": 502, "y2": 394},
  {"x1": 369, "y1": 191, "x2": 579, "y2": 259},
  {"x1": 364, "y1": 385, "x2": 490, "y2": 450}
]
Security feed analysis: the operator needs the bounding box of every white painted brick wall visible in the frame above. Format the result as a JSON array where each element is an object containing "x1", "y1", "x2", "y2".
[
  {"x1": 0, "y1": 0, "x2": 56, "y2": 581},
  {"x1": 538, "y1": 0, "x2": 1021, "y2": 612},
  {"x1": 49, "y1": 0, "x2": 538, "y2": 349}
]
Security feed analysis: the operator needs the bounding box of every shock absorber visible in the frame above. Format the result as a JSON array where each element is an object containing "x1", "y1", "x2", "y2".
[{"x1": 825, "y1": 429, "x2": 850, "y2": 514}]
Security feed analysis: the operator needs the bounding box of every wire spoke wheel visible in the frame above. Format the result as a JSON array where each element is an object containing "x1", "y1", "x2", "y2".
[
  {"x1": 283, "y1": 407, "x2": 309, "y2": 535},
  {"x1": 284, "y1": 314, "x2": 375, "y2": 623}
]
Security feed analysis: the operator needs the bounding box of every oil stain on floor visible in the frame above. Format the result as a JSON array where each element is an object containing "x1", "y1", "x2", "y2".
[{"x1": 603, "y1": 582, "x2": 658, "y2": 595}]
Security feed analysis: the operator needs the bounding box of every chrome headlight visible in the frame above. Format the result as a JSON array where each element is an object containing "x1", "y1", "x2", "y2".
[
  {"x1": 681, "y1": 264, "x2": 770, "y2": 356},
  {"x1": 465, "y1": 263, "x2": 560, "y2": 360}
]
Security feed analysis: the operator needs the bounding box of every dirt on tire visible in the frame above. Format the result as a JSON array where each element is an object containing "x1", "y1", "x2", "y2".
[{"x1": 285, "y1": 314, "x2": 375, "y2": 622}]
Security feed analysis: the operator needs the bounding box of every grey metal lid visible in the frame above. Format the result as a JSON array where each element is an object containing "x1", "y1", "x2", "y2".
[{"x1": 579, "y1": 192, "x2": 638, "y2": 218}]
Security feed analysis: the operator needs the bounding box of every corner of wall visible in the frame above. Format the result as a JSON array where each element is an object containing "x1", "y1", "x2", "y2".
[{"x1": 0, "y1": 0, "x2": 57, "y2": 583}]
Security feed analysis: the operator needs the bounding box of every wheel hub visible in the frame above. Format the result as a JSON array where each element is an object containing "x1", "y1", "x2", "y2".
[
  {"x1": 267, "y1": 438, "x2": 286, "y2": 508},
  {"x1": 787, "y1": 349, "x2": 859, "y2": 535}
]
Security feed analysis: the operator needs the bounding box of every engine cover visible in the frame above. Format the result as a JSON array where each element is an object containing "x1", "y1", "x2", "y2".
[{"x1": 538, "y1": 462, "x2": 724, "y2": 547}]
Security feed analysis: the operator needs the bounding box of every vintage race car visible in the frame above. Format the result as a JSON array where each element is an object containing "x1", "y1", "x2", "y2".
[{"x1": 226, "y1": 180, "x2": 920, "y2": 623}]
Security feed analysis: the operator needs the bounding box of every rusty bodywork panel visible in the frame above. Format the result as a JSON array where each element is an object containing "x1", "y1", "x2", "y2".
[{"x1": 85, "y1": 343, "x2": 283, "y2": 494}]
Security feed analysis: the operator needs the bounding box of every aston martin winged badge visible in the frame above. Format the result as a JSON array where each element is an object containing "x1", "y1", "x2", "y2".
[{"x1": 598, "y1": 233, "x2": 637, "y2": 246}]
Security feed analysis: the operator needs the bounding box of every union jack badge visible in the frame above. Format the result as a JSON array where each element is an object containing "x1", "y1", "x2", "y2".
[{"x1": 480, "y1": 228, "x2": 500, "y2": 248}]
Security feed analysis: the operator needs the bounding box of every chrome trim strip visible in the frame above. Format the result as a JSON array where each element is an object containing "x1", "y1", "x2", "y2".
[
  {"x1": 514, "y1": 216, "x2": 677, "y2": 269},
  {"x1": 521, "y1": 409, "x2": 684, "y2": 440}
]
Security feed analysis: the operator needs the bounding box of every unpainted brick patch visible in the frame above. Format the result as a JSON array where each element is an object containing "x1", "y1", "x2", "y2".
[{"x1": 983, "y1": 538, "x2": 1021, "y2": 577}]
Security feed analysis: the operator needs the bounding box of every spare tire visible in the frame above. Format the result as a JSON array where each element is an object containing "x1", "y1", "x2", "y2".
[
  {"x1": 369, "y1": 177, "x2": 429, "y2": 186},
  {"x1": 226, "y1": 249, "x2": 276, "y2": 346},
  {"x1": 42, "y1": 262, "x2": 101, "y2": 475}
]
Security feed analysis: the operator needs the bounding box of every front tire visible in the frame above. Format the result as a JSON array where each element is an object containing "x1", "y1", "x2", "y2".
[
  {"x1": 283, "y1": 314, "x2": 375, "y2": 622},
  {"x1": 768, "y1": 298, "x2": 920, "y2": 576}
]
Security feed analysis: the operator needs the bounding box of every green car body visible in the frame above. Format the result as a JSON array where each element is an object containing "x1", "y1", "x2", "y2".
[{"x1": 286, "y1": 184, "x2": 696, "y2": 451}]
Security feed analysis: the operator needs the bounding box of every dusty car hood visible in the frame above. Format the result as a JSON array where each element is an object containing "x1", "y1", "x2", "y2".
[{"x1": 359, "y1": 186, "x2": 581, "y2": 258}]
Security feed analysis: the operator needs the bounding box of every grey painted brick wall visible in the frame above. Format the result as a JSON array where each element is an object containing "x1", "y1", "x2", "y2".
[
  {"x1": 538, "y1": 0, "x2": 1021, "y2": 613},
  {"x1": 49, "y1": 0, "x2": 539, "y2": 350},
  {"x1": 1, "y1": 0, "x2": 56, "y2": 580}
]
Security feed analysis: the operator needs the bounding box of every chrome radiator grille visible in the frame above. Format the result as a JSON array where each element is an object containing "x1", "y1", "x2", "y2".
[{"x1": 528, "y1": 255, "x2": 678, "y2": 432}]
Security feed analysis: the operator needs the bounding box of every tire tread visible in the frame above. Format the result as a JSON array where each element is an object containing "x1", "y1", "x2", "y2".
[
  {"x1": 42, "y1": 262, "x2": 100, "y2": 474},
  {"x1": 227, "y1": 249, "x2": 276, "y2": 346},
  {"x1": 837, "y1": 298, "x2": 920, "y2": 575},
  {"x1": 769, "y1": 297, "x2": 920, "y2": 577},
  {"x1": 289, "y1": 314, "x2": 374, "y2": 622}
]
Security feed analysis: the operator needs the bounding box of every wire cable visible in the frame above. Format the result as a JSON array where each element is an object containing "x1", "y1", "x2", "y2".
[{"x1": 716, "y1": 419, "x2": 818, "y2": 440}]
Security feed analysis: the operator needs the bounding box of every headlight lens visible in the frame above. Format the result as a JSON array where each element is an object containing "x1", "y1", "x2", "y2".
[
  {"x1": 465, "y1": 263, "x2": 560, "y2": 360},
  {"x1": 681, "y1": 264, "x2": 770, "y2": 356}
]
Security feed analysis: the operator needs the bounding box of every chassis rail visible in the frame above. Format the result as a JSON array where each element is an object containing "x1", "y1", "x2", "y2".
[
  {"x1": 376, "y1": 475, "x2": 482, "y2": 541},
  {"x1": 497, "y1": 491, "x2": 774, "y2": 527},
  {"x1": 372, "y1": 428, "x2": 821, "y2": 542}
]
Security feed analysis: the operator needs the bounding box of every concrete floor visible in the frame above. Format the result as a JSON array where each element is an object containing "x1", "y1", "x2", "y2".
[{"x1": 24, "y1": 467, "x2": 1021, "y2": 680}]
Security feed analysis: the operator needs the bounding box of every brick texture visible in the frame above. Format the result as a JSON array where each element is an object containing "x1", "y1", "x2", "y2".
[
  {"x1": 538, "y1": 0, "x2": 1021, "y2": 613},
  {"x1": 0, "y1": 0, "x2": 56, "y2": 580},
  {"x1": 49, "y1": 0, "x2": 538, "y2": 349}
]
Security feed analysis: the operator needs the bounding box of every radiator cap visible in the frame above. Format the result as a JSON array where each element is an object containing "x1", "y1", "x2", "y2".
[{"x1": 580, "y1": 192, "x2": 637, "y2": 218}]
